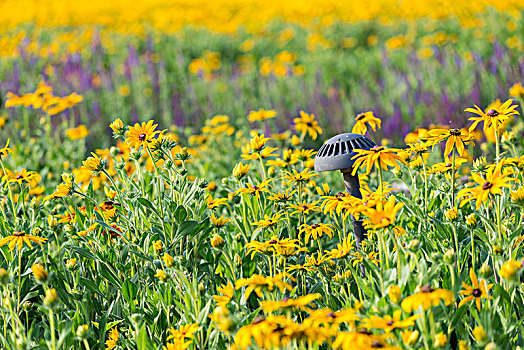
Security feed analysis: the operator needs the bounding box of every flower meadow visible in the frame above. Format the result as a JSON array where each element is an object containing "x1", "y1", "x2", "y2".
[{"x1": 1, "y1": 2, "x2": 524, "y2": 350}]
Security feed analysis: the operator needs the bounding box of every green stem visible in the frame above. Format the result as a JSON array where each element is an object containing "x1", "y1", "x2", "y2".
[
  {"x1": 17, "y1": 251, "x2": 22, "y2": 314},
  {"x1": 494, "y1": 126, "x2": 500, "y2": 164},
  {"x1": 49, "y1": 309, "x2": 56, "y2": 350},
  {"x1": 377, "y1": 161, "x2": 384, "y2": 195},
  {"x1": 451, "y1": 149, "x2": 456, "y2": 209}
]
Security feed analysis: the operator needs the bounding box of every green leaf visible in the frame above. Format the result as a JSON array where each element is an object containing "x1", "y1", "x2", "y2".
[
  {"x1": 136, "y1": 325, "x2": 151, "y2": 350},
  {"x1": 137, "y1": 197, "x2": 161, "y2": 218},
  {"x1": 78, "y1": 277, "x2": 106, "y2": 299},
  {"x1": 122, "y1": 279, "x2": 138, "y2": 305}
]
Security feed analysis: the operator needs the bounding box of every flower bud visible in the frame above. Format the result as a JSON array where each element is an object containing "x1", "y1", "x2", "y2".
[
  {"x1": 443, "y1": 249, "x2": 456, "y2": 264},
  {"x1": 198, "y1": 282, "x2": 205, "y2": 294},
  {"x1": 484, "y1": 342, "x2": 497, "y2": 350},
  {"x1": 48, "y1": 216, "x2": 58, "y2": 227},
  {"x1": 0, "y1": 268, "x2": 8, "y2": 285},
  {"x1": 76, "y1": 324, "x2": 89, "y2": 339},
  {"x1": 163, "y1": 253, "x2": 175, "y2": 268},
  {"x1": 388, "y1": 285, "x2": 401, "y2": 304},
  {"x1": 499, "y1": 260, "x2": 523, "y2": 282},
  {"x1": 152, "y1": 240, "x2": 163, "y2": 253},
  {"x1": 22, "y1": 301, "x2": 32, "y2": 311},
  {"x1": 473, "y1": 326, "x2": 487, "y2": 343},
  {"x1": 444, "y1": 208, "x2": 458, "y2": 221},
  {"x1": 44, "y1": 288, "x2": 58, "y2": 307},
  {"x1": 234, "y1": 253, "x2": 242, "y2": 267},
  {"x1": 66, "y1": 258, "x2": 78, "y2": 271},
  {"x1": 178, "y1": 147, "x2": 190, "y2": 160},
  {"x1": 434, "y1": 332, "x2": 447, "y2": 348},
  {"x1": 407, "y1": 239, "x2": 420, "y2": 252},
  {"x1": 493, "y1": 246, "x2": 503, "y2": 256},
  {"x1": 479, "y1": 264, "x2": 492, "y2": 279},
  {"x1": 31, "y1": 264, "x2": 49, "y2": 283},
  {"x1": 33, "y1": 227, "x2": 42, "y2": 235},
  {"x1": 211, "y1": 234, "x2": 225, "y2": 248},
  {"x1": 466, "y1": 213, "x2": 477, "y2": 227},
  {"x1": 458, "y1": 340, "x2": 471, "y2": 350}
]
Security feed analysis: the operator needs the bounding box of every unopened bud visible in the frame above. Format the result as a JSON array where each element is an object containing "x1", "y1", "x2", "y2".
[
  {"x1": 234, "y1": 253, "x2": 242, "y2": 267},
  {"x1": 443, "y1": 249, "x2": 456, "y2": 264},
  {"x1": 76, "y1": 324, "x2": 89, "y2": 339},
  {"x1": 211, "y1": 234, "x2": 225, "y2": 248},
  {"x1": 44, "y1": 288, "x2": 58, "y2": 307},
  {"x1": 31, "y1": 264, "x2": 49, "y2": 283},
  {"x1": 479, "y1": 264, "x2": 492, "y2": 279}
]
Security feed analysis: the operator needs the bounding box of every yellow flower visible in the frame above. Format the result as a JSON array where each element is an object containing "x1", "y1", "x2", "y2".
[
  {"x1": 235, "y1": 178, "x2": 272, "y2": 199},
  {"x1": 280, "y1": 169, "x2": 318, "y2": 185},
  {"x1": 210, "y1": 213, "x2": 231, "y2": 228},
  {"x1": 0, "y1": 231, "x2": 47, "y2": 251},
  {"x1": 388, "y1": 285, "x2": 402, "y2": 304},
  {"x1": 510, "y1": 187, "x2": 524, "y2": 207},
  {"x1": 247, "y1": 109, "x2": 276, "y2": 122},
  {"x1": 125, "y1": 120, "x2": 161, "y2": 149},
  {"x1": 163, "y1": 253, "x2": 175, "y2": 268},
  {"x1": 457, "y1": 161, "x2": 516, "y2": 210},
  {"x1": 424, "y1": 128, "x2": 475, "y2": 157},
  {"x1": 206, "y1": 195, "x2": 228, "y2": 209},
  {"x1": 362, "y1": 197, "x2": 404, "y2": 230},
  {"x1": 444, "y1": 208, "x2": 458, "y2": 221},
  {"x1": 352, "y1": 111, "x2": 381, "y2": 135},
  {"x1": 499, "y1": 260, "x2": 523, "y2": 281},
  {"x1": 401, "y1": 330, "x2": 419, "y2": 345},
  {"x1": 152, "y1": 240, "x2": 163, "y2": 253},
  {"x1": 109, "y1": 118, "x2": 124, "y2": 133},
  {"x1": 0, "y1": 139, "x2": 14, "y2": 158},
  {"x1": 155, "y1": 269, "x2": 168, "y2": 281},
  {"x1": 300, "y1": 223, "x2": 334, "y2": 243},
  {"x1": 82, "y1": 152, "x2": 105, "y2": 172},
  {"x1": 293, "y1": 111, "x2": 322, "y2": 140},
  {"x1": 31, "y1": 263, "x2": 48, "y2": 282},
  {"x1": 44, "y1": 173, "x2": 74, "y2": 201},
  {"x1": 250, "y1": 134, "x2": 271, "y2": 151},
  {"x1": 401, "y1": 286, "x2": 454, "y2": 312},
  {"x1": 473, "y1": 326, "x2": 487, "y2": 343},
  {"x1": 509, "y1": 83, "x2": 524, "y2": 98},
  {"x1": 361, "y1": 309, "x2": 421, "y2": 333},
  {"x1": 259, "y1": 293, "x2": 321, "y2": 312},
  {"x1": 210, "y1": 233, "x2": 225, "y2": 248},
  {"x1": 458, "y1": 268, "x2": 493, "y2": 310},
  {"x1": 288, "y1": 200, "x2": 321, "y2": 216},
  {"x1": 351, "y1": 146, "x2": 406, "y2": 176},
  {"x1": 232, "y1": 162, "x2": 251, "y2": 178},
  {"x1": 235, "y1": 273, "x2": 293, "y2": 300},
  {"x1": 252, "y1": 212, "x2": 284, "y2": 232},
  {"x1": 105, "y1": 327, "x2": 119, "y2": 350},
  {"x1": 3, "y1": 168, "x2": 39, "y2": 186},
  {"x1": 466, "y1": 99, "x2": 519, "y2": 132},
  {"x1": 213, "y1": 283, "x2": 234, "y2": 307},
  {"x1": 434, "y1": 332, "x2": 447, "y2": 348},
  {"x1": 66, "y1": 125, "x2": 89, "y2": 140}
]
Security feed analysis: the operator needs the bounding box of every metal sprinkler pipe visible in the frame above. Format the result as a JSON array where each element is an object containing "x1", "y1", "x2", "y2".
[{"x1": 314, "y1": 133, "x2": 376, "y2": 251}]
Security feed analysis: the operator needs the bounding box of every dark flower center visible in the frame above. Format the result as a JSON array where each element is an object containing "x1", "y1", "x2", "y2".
[
  {"x1": 372, "y1": 341, "x2": 385, "y2": 348},
  {"x1": 445, "y1": 163, "x2": 452, "y2": 167},
  {"x1": 487, "y1": 109, "x2": 499, "y2": 117},
  {"x1": 253, "y1": 186, "x2": 259, "y2": 191},
  {"x1": 269, "y1": 239, "x2": 278, "y2": 244},
  {"x1": 371, "y1": 145, "x2": 385, "y2": 152},
  {"x1": 302, "y1": 205, "x2": 308, "y2": 210},
  {"x1": 252, "y1": 316, "x2": 265, "y2": 325},
  {"x1": 421, "y1": 285, "x2": 434, "y2": 293},
  {"x1": 450, "y1": 129, "x2": 461, "y2": 136},
  {"x1": 482, "y1": 182, "x2": 493, "y2": 190},
  {"x1": 13, "y1": 231, "x2": 25, "y2": 237},
  {"x1": 355, "y1": 113, "x2": 366, "y2": 121},
  {"x1": 139, "y1": 133, "x2": 147, "y2": 141},
  {"x1": 312, "y1": 224, "x2": 320, "y2": 228},
  {"x1": 386, "y1": 321, "x2": 394, "y2": 326},
  {"x1": 16, "y1": 175, "x2": 23, "y2": 179},
  {"x1": 326, "y1": 312, "x2": 335, "y2": 318},
  {"x1": 306, "y1": 122, "x2": 312, "y2": 126},
  {"x1": 472, "y1": 288, "x2": 482, "y2": 298},
  {"x1": 358, "y1": 328, "x2": 372, "y2": 335}
]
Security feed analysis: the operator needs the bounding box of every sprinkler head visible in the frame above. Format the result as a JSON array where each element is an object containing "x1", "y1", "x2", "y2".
[{"x1": 314, "y1": 133, "x2": 376, "y2": 254}]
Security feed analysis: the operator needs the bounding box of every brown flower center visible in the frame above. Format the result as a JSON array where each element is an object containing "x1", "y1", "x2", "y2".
[
  {"x1": 486, "y1": 109, "x2": 499, "y2": 117},
  {"x1": 252, "y1": 316, "x2": 265, "y2": 325},
  {"x1": 482, "y1": 182, "x2": 493, "y2": 190},
  {"x1": 13, "y1": 231, "x2": 25, "y2": 237},
  {"x1": 450, "y1": 129, "x2": 461, "y2": 136},
  {"x1": 355, "y1": 113, "x2": 366, "y2": 121},
  {"x1": 306, "y1": 122, "x2": 312, "y2": 126},
  {"x1": 372, "y1": 341, "x2": 385, "y2": 348},
  {"x1": 421, "y1": 285, "x2": 434, "y2": 293},
  {"x1": 472, "y1": 288, "x2": 482, "y2": 298},
  {"x1": 16, "y1": 175, "x2": 23, "y2": 179},
  {"x1": 386, "y1": 321, "x2": 394, "y2": 326},
  {"x1": 371, "y1": 145, "x2": 385, "y2": 152},
  {"x1": 269, "y1": 239, "x2": 278, "y2": 244},
  {"x1": 139, "y1": 133, "x2": 147, "y2": 141}
]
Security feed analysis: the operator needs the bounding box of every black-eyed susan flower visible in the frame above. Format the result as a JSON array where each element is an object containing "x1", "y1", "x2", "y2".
[
  {"x1": 234, "y1": 273, "x2": 293, "y2": 299},
  {"x1": 213, "y1": 283, "x2": 234, "y2": 307},
  {"x1": 423, "y1": 128, "x2": 475, "y2": 157},
  {"x1": 206, "y1": 195, "x2": 228, "y2": 209},
  {"x1": 44, "y1": 173, "x2": 74, "y2": 201},
  {"x1": 362, "y1": 310, "x2": 421, "y2": 333},
  {"x1": 155, "y1": 269, "x2": 168, "y2": 281},
  {"x1": 247, "y1": 109, "x2": 276, "y2": 122},
  {"x1": 0, "y1": 139, "x2": 14, "y2": 158},
  {"x1": 3, "y1": 168, "x2": 39, "y2": 186},
  {"x1": 288, "y1": 200, "x2": 321, "y2": 215},
  {"x1": 350, "y1": 146, "x2": 406, "y2": 176},
  {"x1": 109, "y1": 118, "x2": 124, "y2": 133},
  {"x1": 457, "y1": 161, "x2": 516, "y2": 209},
  {"x1": 267, "y1": 189, "x2": 295, "y2": 203},
  {"x1": 259, "y1": 293, "x2": 321, "y2": 312},
  {"x1": 352, "y1": 111, "x2": 381, "y2": 136},
  {"x1": 466, "y1": 99, "x2": 519, "y2": 132},
  {"x1": 300, "y1": 223, "x2": 334, "y2": 243},
  {"x1": 458, "y1": 268, "x2": 492, "y2": 310},
  {"x1": 250, "y1": 134, "x2": 270, "y2": 151},
  {"x1": 235, "y1": 178, "x2": 272, "y2": 198},
  {"x1": 163, "y1": 253, "x2": 175, "y2": 268},
  {"x1": 125, "y1": 120, "x2": 161, "y2": 149},
  {"x1": 361, "y1": 197, "x2": 404, "y2": 230},
  {"x1": 401, "y1": 330, "x2": 419, "y2": 346},
  {"x1": 251, "y1": 212, "x2": 284, "y2": 232},
  {"x1": 294, "y1": 111, "x2": 322, "y2": 140},
  {"x1": 280, "y1": 168, "x2": 318, "y2": 185},
  {"x1": 401, "y1": 286, "x2": 454, "y2": 312},
  {"x1": 82, "y1": 152, "x2": 106, "y2": 173},
  {"x1": 105, "y1": 327, "x2": 119, "y2": 349},
  {"x1": 325, "y1": 236, "x2": 355, "y2": 259},
  {"x1": 232, "y1": 162, "x2": 251, "y2": 178},
  {"x1": 510, "y1": 187, "x2": 524, "y2": 207},
  {"x1": 0, "y1": 231, "x2": 47, "y2": 251},
  {"x1": 66, "y1": 125, "x2": 88, "y2": 140},
  {"x1": 210, "y1": 213, "x2": 231, "y2": 228}
]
